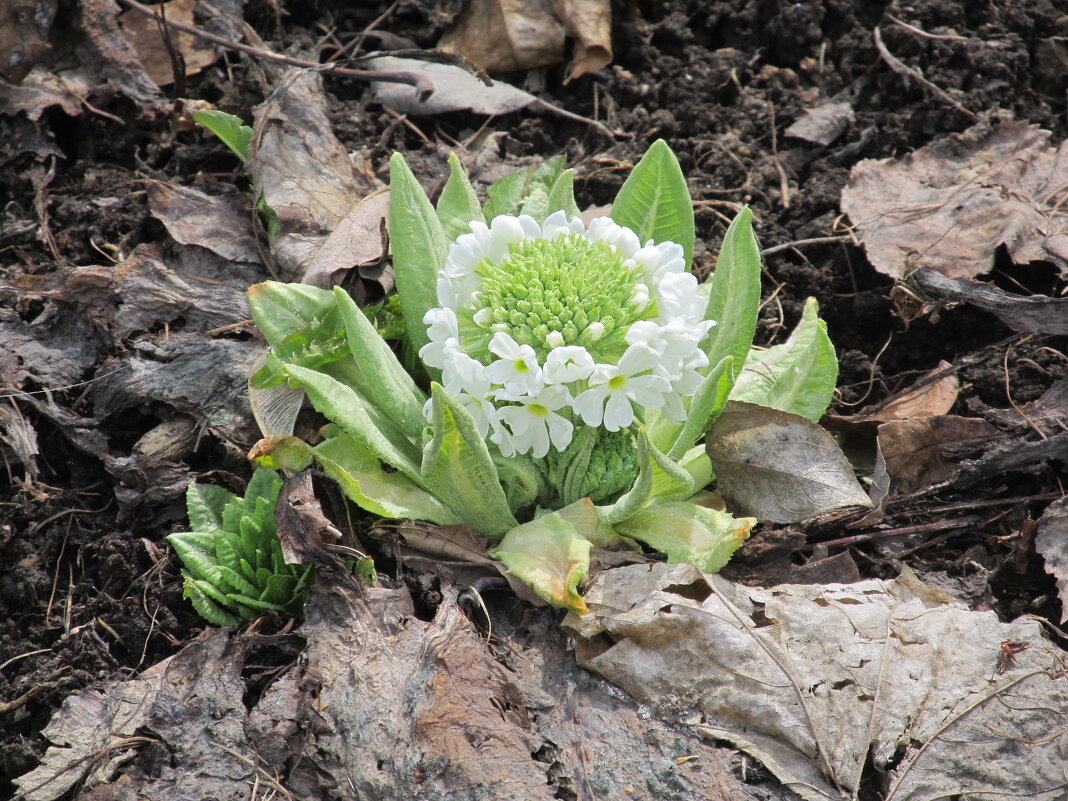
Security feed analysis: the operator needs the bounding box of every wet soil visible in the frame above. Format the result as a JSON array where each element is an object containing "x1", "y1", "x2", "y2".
[{"x1": 2, "y1": 0, "x2": 1067, "y2": 795}]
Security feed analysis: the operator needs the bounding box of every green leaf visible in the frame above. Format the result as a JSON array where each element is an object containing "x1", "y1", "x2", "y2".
[
  {"x1": 545, "y1": 168, "x2": 581, "y2": 220},
  {"x1": 614, "y1": 501, "x2": 755, "y2": 573},
  {"x1": 185, "y1": 483, "x2": 235, "y2": 532},
  {"x1": 167, "y1": 532, "x2": 224, "y2": 584},
  {"x1": 244, "y1": 468, "x2": 281, "y2": 517},
  {"x1": 421, "y1": 384, "x2": 517, "y2": 540},
  {"x1": 436, "y1": 153, "x2": 484, "y2": 242},
  {"x1": 332, "y1": 287, "x2": 427, "y2": 438},
  {"x1": 215, "y1": 564, "x2": 259, "y2": 598},
  {"x1": 610, "y1": 139, "x2": 695, "y2": 265},
  {"x1": 192, "y1": 110, "x2": 253, "y2": 163},
  {"x1": 483, "y1": 155, "x2": 566, "y2": 221},
  {"x1": 598, "y1": 430, "x2": 688, "y2": 524},
  {"x1": 489, "y1": 511, "x2": 593, "y2": 613},
  {"x1": 702, "y1": 207, "x2": 762, "y2": 374},
  {"x1": 553, "y1": 498, "x2": 625, "y2": 549},
  {"x1": 666, "y1": 356, "x2": 735, "y2": 458},
  {"x1": 389, "y1": 153, "x2": 448, "y2": 362},
  {"x1": 185, "y1": 581, "x2": 242, "y2": 626},
  {"x1": 282, "y1": 363, "x2": 423, "y2": 482},
  {"x1": 729, "y1": 297, "x2": 838, "y2": 421},
  {"x1": 313, "y1": 429, "x2": 461, "y2": 524}
]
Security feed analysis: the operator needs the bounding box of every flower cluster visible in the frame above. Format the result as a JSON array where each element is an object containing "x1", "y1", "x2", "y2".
[{"x1": 419, "y1": 211, "x2": 716, "y2": 458}]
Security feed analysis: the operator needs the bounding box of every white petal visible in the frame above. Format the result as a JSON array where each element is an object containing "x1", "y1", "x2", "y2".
[
  {"x1": 488, "y1": 331, "x2": 522, "y2": 360},
  {"x1": 617, "y1": 343, "x2": 659, "y2": 376},
  {"x1": 528, "y1": 422, "x2": 551, "y2": 458},
  {"x1": 544, "y1": 346, "x2": 595, "y2": 383},
  {"x1": 572, "y1": 386, "x2": 607, "y2": 426},
  {"x1": 485, "y1": 215, "x2": 527, "y2": 262},
  {"x1": 603, "y1": 392, "x2": 635, "y2": 431},
  {"x1": 518, "y1": 214, "x2": 542, "y2": 239},
  {"x1": 546, "y1": 412, "x2": 574, "y2": 451}
]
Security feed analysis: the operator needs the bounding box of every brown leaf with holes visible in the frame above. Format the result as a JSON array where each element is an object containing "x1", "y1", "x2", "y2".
[{"x1": 841, "y1": 120, "x2": 1068, "y2": 279}]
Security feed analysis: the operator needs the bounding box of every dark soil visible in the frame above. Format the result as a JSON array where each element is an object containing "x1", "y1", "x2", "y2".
[{"x1": 2, "y1": 0, "x2": 1066, "y2": 796}]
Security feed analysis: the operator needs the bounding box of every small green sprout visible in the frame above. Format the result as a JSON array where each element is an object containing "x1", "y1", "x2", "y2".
[{"x1": 167, "y1": 468, "x2": 313, "y2": 626}]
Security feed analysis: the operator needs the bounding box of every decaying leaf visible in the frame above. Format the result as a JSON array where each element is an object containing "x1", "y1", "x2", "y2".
[
  {"x1": 439, "y1": 0, "x2": 610, "y2": 81},
  {"x1": 249, "y1": 68, "x2": 381, "y2": 280},
  {"x1": 370, "y1": 56, "x2": 538, "y2": 116},
  {"x1": 707, "y1": 401, "x2": 872, "y2": 523},
  {"x1": 17, "y1": 573, "x2": 781, "y2": 801},
  {"x1": 876, "y1": 415, "x2": 998, "y2": 494},
  {"x1": 841, "y1": 120, "x2": 1068, "y2": 279},
  {"x1": 987, "y1": 375, "x2": 1068, "y2": 436},
  {"x1": 147, "y1": 181, "x2": 261, "y2": 264},
  {"x1": 300, "y1": 189, "x2": 391, "y2": 289},
  {"x1": 784, "y1": 101, "x2": 855, "y2": 146},
  {"x1": 118, "y1": 0, "x2": 220, "y2": 86},
  {"x1": 565, "y1": 562, "x2": 1067, "y2": 801},
  {"x1": 1035, "y1": 497, "x2": 1068, "y2": 624},
  {"x1": 855, "y1": 361, "x2": 959, "y2": 423},
  {"x1": 0, "y1": 0, "x2": 56, "y2": 84}
]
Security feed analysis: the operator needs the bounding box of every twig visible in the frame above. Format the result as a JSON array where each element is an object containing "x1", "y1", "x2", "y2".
[
  {"x1": 761, "y1": 235, "x2": 852, "y2": 257},
  {"x1": 886, "y1": 13, "x2": 970, "y2": 41},
  {"x1": 873, "y1": 27, "x2": 975, "y2": 119},
  {"x1": 115, "y1": 0, "x2": 434, "y2": 98},
  {"x1": 797, "y1": 515, "x2": 982, "y2": 552}
]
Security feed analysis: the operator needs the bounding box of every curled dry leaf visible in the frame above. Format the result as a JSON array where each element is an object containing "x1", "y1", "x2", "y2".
[
  {"x1": 876, "y1": 415, "x2": 998, "y2": 494},
  {"x1": 1035, "y1": 497, "x2": 1068, "y2": 623},
  {"x1": 146, "y1": 181, "x2": 261, "y2": 264},
  {"x1": 859, "y1": 362, "x2": 959, "y2": 423},
  {"x1": 565, "y1": 562, "x2": 1067, "y2": 801},
  {"x1": 439, "y1": 0, "x2": 611, "y2": 81},
  {"x1": 706, "y1": 401, "x2": 872, "y2": 523},
  {"x1": 841, "y1": 120, "x2": 1068, "y2": 280},
  {"x1": 0, "y1": 0, "x2": 56, "y2": 83}
]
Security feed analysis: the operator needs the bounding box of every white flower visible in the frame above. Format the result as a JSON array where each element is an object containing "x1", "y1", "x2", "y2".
[
  {"x1": 586, "y1": 216, "x2": 641, "y2": 257},
  {"x1": 540, "y1": 209, "x2": 585, "y2": 240},
  {"x1": 484, "y1": 332, "x2": 544, "y2": 396},
  {"x1": 656, "y1": 271, "x2": 707, "y2": 322},
  {"x1": 573, "y1": 344, "x2": 671, "y2": 431},
  {"x1": 419, "y1": 307, "x2": 459, "y2": 369},
  {"x1": 496, "y1": 385, "x2": 574, "y2": 458},
  {"x1": 543, "y1": 346, "x2": 595, "y2": 383}
]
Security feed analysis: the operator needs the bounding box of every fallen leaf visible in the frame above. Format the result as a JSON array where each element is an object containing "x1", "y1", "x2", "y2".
[
  {"x1": 0, "y1": 0, "x2": 56, "y2": 84},
  {"x1": 300, "y1": 189, "x2": 390, "y2": 289},
  {"x1": 147, "y1": 181, "x2": 261, "y2": 264},
  {"x1": 906, "y1": 266, "x2": 1068, "y2": 335},
  {"x1": 18, "y1": 574, "x2": 765, "y2": 801},
  {"x1": 987, "y1": 375, "x2": 1068, "y2": 436},
  {"x1": 249, "y1": 68, "x2": 380, "y2": 280},
  {"x1": 707, "y1": 401, "x2": 872, "y2": 523},
  {"x1": 784, "y1": 101, "x2": 855, "y2": 146},
  {"x1": 876, "y1": 415, "x2": 998, "y2": 494},
  {"x1": 857, "y1": 361, "x2": 959, "y2": 423},
  {"x1": 369, "y1": 56, "x2": 538, "y2": 116},
  {"x1": 553, "y1": 0, "x2": 612, "y2": 82},
  {"x1": 1035, "y1": 497, "x2": 1068, "y2": 623},
  {"x1": 439, "y1": 0, "x2": 565, "y2": 74},
  {"x1": 565, "y1": 562, "x2": 1067, "y2": 801},
  {"x1": 118, "y1": 0, "x2": 219, "y2": 86},
  {"x1": 841, "y1": 120, "x2": 1068, "y2": 279}
]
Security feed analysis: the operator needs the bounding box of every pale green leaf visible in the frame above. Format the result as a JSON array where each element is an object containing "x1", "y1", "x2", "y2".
[
  {"x1": 597, "y1": 431, "x2": 688, "y2": 524},
  {"x1": 332, "y1": 287, "x2": 427, "y2": 437},
  {"x1": 185, "y1": 483, "x2": 235, "y2": 532},
  {"x1": 282, "y1": 363, "x2": 423, "y2": 482},
  {"x1": 490, "y1": 511, "x2": 593, "y2": 613},
  {"x1": 436, "y1": 153, "x2": 484, "y2": 242},
  {"x1": 421, "y1": 385, "x2": 516, "y2": 540},
  {"x1": 702, "y1": 207, "x2": 761, "y2": 374},
  {"x1": 545, "y1": 168, "x2": 581, "y2": 220},
  {"x1": 186, "y1": 582, "x2": 242, "y2": 626},
  {"x1": 614, "y1": 501, "x2": 755, "y2": 573},
  {"x1": 244, "y1": 468, "x2": 281, "y2": 516},
  {"x1": 389, "y1": 153, "x2": 448, "y2": 361},
  {"x1": 729, "y1": 297, "x2": 838, "y2": 421},
  {"x1": 667, "y1": 355, "x2": 735, "y2": 458},
  {"x1": 313, "y1": 428, "x2": 461, "y2": 525},
  {"x1": 610, "y1": 139, "x2": 695, "y2": 265}
]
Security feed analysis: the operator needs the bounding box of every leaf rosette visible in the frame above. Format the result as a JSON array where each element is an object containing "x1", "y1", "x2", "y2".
[{"x1": 246, "y1": 141, "x2": 856, "y2": 612}]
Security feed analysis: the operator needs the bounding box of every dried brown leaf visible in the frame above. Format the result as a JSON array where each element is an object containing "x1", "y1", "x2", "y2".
[
  {"x1": 301, "y1": 189, "x2": 390, "y2": 289},
  {"x1": 841, "y1": 120, "x2": 1068, "y2": 279},
  {"x1": 439, "y1": 0, "x2": 565, "y2": 73},
  {"x1": 370, "y1": 56, "x2": 538, "y2": 116},
  {"x1": 876, "y1": 415, "x2": 998, "y2": 493},
  {"x1": 553, "y1": 0, "x2": 612, "y2": 82},
  {"x1": 118, "y1": 0, "x2": 219, "y2": 86},
  {"x1": 1035, "y1": 497, "x2": 1068, "y2": 623},
  {"x1": 0, "y1": 0, "x2": 56, "y2": 84},
  {"x1": 146, "y1": 181, "x2": 261, "y2": 264},
  {"x1": 859, "y1": 361, "x2": 959, "y2": 423}
]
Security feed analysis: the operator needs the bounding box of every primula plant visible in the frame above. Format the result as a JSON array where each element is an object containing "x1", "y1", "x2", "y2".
[
  {"x1": 168, "y1": 468, "x2": 313, "y2": 625},
  {"x1": 247, "y1": 140, "x2": 840, "y2": 612}
]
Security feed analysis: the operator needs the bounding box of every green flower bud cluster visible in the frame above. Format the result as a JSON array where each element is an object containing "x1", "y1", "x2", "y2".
[
  {"x1": 542, "y1": 424, "x2": 640, "y2": 506},
  {"x1": 471, "y1": 236, "x2": 651, "y2": 360}
]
